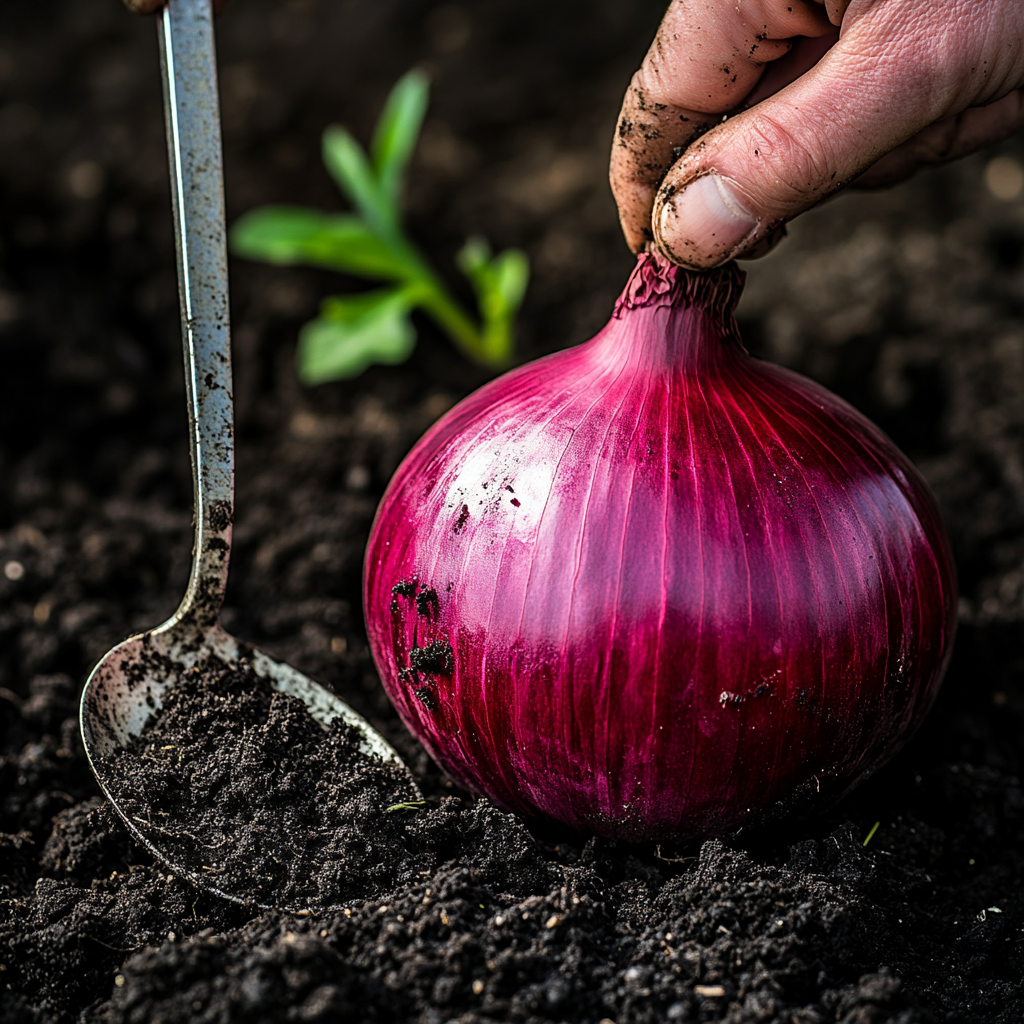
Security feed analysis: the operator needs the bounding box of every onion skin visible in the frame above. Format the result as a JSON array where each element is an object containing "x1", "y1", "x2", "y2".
[{"x1": 365, "y1": 254, "x2": 957, "y2": 842}]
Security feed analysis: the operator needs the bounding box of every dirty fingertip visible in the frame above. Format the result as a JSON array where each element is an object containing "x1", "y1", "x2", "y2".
[{"x1": 654, "y1": 173, "x2": 759, "y2": 270}]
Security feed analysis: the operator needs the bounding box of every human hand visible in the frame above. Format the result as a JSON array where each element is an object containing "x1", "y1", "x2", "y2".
[
  {"x1": 610, "y1": 0, "x2": 1024, "y2": 269},
  {"x1": 122, "y1": 0, "x2": 229, "y2": 13}
]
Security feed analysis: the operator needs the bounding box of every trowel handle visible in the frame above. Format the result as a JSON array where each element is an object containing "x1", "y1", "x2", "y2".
[
  {"x1": 125, "y1": 0, "x2": 230, "y2": 13},
  {"x1": 158, "y1": 0, "x2": 234, "y2": 632}
]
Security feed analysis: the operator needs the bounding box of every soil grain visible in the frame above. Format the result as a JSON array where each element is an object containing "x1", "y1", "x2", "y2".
[{"x1": 97, "y1": 655, "x2": 420, "y2": 910}]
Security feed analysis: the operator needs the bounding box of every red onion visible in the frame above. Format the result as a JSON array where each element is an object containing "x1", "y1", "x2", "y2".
[{"x1": 364, "y1": 254, "x2": 956, "y2": 841}]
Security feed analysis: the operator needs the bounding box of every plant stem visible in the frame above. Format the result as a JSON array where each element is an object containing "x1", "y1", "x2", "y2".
[
  {"x1": 395, "y1": 242, "x2": 508, "y2": 369},
  {"x1": 418, "y1": 286, "x2": 497, "y2": 367}
]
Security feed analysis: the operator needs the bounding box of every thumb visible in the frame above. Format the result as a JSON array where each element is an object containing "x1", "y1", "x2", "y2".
[{"x1": 652, "y1": 10, "x2": 978, "y2": 269}]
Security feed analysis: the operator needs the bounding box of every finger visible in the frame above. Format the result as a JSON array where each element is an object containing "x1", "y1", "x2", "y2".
[
  {"x1": 742, "y1": 31, "x2": 838, "y2": 108},
  {"x1": 810, "y1": 0, "x2": 852, "y2": 27},
  {"x1": 610, "y1": 0, "x2": 835, "y2": 252},
  {"x1": 652, "y1": 7, "x2": 1023, "y2": 269},
  {"x1": 854, "y1": 89, "x2": 1024, "y2": 189}
]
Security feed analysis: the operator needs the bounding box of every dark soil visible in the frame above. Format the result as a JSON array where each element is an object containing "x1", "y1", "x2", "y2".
[
  {"x1": 0, "y1": 1, "x2": 1022, "y2": 1022},
  {"x1": 96, "y1": 654, "x2": 422, "y2": 912}
]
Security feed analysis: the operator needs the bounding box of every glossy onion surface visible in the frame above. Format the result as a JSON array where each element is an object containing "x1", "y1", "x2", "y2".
[{"x1": 365, "y1": 255, "x2": 957, "y2": 841}]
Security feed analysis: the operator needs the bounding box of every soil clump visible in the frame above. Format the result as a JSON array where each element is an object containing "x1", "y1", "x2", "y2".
[{"x1": 96, "y1": 655, "x2": 421, "y2": 910}]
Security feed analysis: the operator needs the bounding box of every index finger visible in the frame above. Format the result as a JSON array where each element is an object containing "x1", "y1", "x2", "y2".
[{"x1": 610, "y1": 0, "x2": 834, "y2": 252}]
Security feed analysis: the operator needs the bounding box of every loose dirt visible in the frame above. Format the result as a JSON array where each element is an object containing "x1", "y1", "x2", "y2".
[{"x1": 96, "y1": 654, "x2": 422, "y2": 911}]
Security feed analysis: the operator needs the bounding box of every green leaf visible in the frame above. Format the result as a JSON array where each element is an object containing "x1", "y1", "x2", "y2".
[
  {"x1": 372, "y1": 70, "x2": 429, "y2": 206},
  {"x1": 457, "y1": 237, "x2": 530, "y2": 320},
  {"x1": 230, "y1": 206, "x2": 410, "y2": 279},
  {"x1": 297, "y1": 287, "x2": 417, "y2": 383},
  {"x1": 322, "y1": 127, "x2": 395, "y2": 237},
  {"x1": 456, "y1": 238, "x2": 529, "y2": 367},
  {"x1": 456, "y1": 236, "x2": 491, "y2": 281},
  {"x1": 490, "y1": 248, "x2": 530, "y2": 315}
]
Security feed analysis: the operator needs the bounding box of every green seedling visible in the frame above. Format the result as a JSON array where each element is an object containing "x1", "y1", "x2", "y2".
[
  {"x1": 385, "y1": 800, "x2": 427, "y2": 814},
  {"x1": 230, "y1": 70, "x2": 529, "y2": 383}
]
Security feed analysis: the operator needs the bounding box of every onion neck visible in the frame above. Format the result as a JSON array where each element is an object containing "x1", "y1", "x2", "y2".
[
  {"x1": 605, "y1": 253, "x2": 747, "y2": 372},
  {"x1": 614, "y1": 252, "x2": 745, "y2": 319}
]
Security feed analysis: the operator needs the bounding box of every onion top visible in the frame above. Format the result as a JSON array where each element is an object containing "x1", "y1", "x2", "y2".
[{"x1": 365, "y1": 253, "x2": 957, "y2": 842}]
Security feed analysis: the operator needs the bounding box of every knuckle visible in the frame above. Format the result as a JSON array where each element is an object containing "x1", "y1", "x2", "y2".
[
  {"x1": 742, "y1": 112, "x2": 838, "y2": 204},
  {"x1": 914, "y1": 116, "x2": 966, "y2": 164}
]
